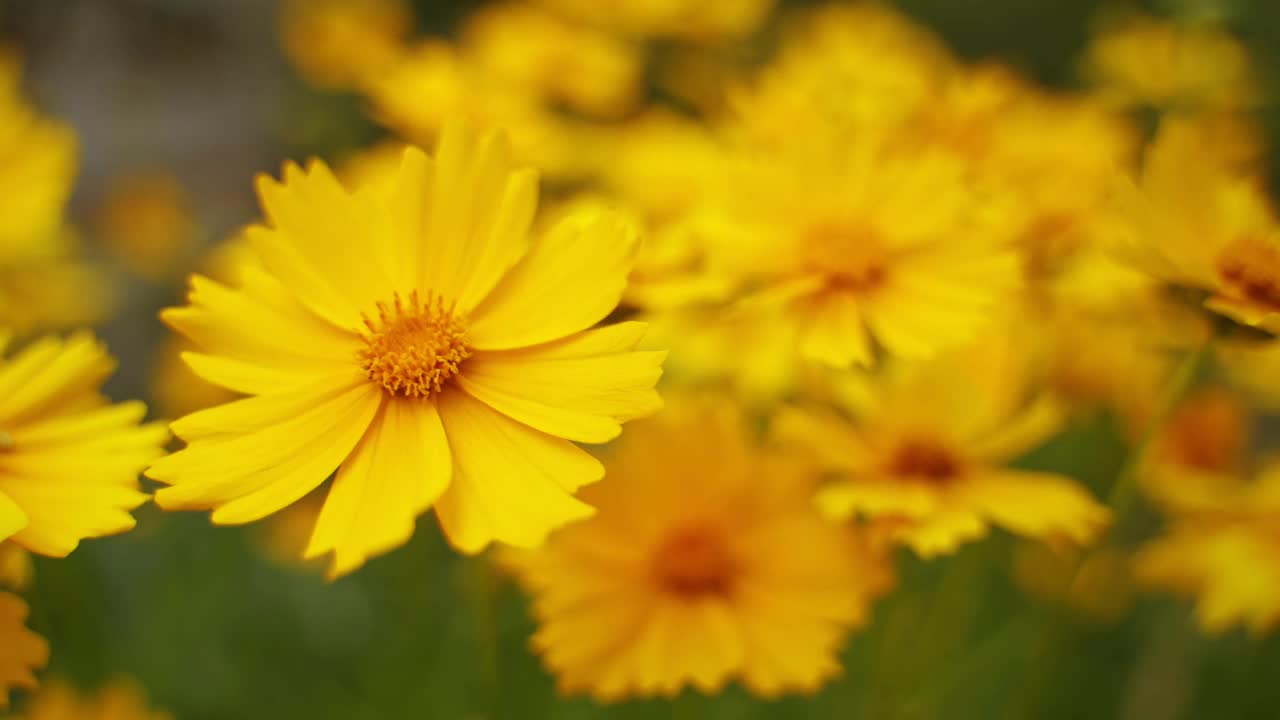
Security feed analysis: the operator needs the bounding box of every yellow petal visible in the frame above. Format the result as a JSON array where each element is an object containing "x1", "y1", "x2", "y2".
[
  {"x1": 457, "y1": 322, "x2": 665, "y2": 443},
  {"x1": 796, "y1": 291, "x2": 872, "y2": 368},
  {"x1": 420, "y1": 124, "x2": 537, "y2": 313},
  {"x1": 306, "y1": 398, "x2": 452, "y2": 578},
  {"x1": 467, "y1": 207, "x2": 639, "y2": 350},
  {"x1": 432, "y1": 389, "x2": 599, "y2": 553},
  {"x1": 0, "y1": 333, "x2": 113, "y2": 428},
  {"x1": 958, "y1": 470, "x2": 1110, "y2": 545},
  {"x1": 252, "y1": 159, "x2": 393, "y2": 326},
  {"x1": 0, "y1": 492, "x2": 27, "y2": 545},
  {"x1": 151, "y1": 379, "x2": 382, "y2": 520}
]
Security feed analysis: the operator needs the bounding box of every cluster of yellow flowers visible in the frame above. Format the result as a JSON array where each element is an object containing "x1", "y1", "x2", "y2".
[{"x1": 2, "y1": 0, "x2": 1278, "y2": 712}]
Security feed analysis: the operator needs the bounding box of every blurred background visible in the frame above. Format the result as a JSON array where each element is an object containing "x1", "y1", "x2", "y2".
[{"x1": 2, "y1": 0, "x2": 1280, "y2": 718}]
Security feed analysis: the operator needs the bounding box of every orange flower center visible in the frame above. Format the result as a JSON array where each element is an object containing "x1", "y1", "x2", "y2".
[
  {"x1": 358, "y1": 291, "x2": 471, "y2": 399},
  {"x1": 802, "y1": 223, "x2": 889, "y2": 292},
  {"x1": 652, "y1": 527, "x2": 737, "y2": 599},
  {"x1": 1160, "y1": 390, "x2": 1247, "y2": 473},
  {"x1": 889, "y1": 440, "x2": 961, "y2": 483},
  {"x1": 1217, "y1": 237, "x2": 1280, "y2": 312}
]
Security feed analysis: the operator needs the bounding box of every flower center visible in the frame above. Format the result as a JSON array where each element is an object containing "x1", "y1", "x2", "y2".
[
  {"x1": 888, "y1": 439, "x2": 961, "y2": 483},
  {"x1": 1217, "y1": 237, "x2": 1280, "y2": 312},
  {"x1": 652, "y1": 527, "x2": 737, "y2": 598},
  {"x1": 802, "y1": 223, "x2": 889, "y2": 292},
  {"x1": 1160, "y1": 390, "x2": 1247, "y2": 473},
  {"x1": 358, "y1": 291, "x2": 471, "y2": 399}
]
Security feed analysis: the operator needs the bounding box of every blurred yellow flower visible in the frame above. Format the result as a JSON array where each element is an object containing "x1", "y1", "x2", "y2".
[
  {"x1": 779, "y1": 340, "x2": 1109, "y2": 557},
  {"x1": 0, "y1": 332, "x2": 166, "y2": 557},
  {"x1": 0, "y1": 52, "x2": 109, "y2": 335},
  {"x1": 279, "y1": 0, "x2": 411, "y2": 90},
  {"x1": 1082, "y1": 11, "x2": 1257, "y2": 111},
  {"x1": 711, "y1": 141, "x2": 1020, "y2": 368},
  {"x1": 1110, "y1": 116, "x2": 1280, "y2": 334},
  {"x1": 94, "y1": 172, "x2": 199, "y2": 281},
  {"x1": 150, "y1": 124, "x2": 665, "y2": 578},
  {"x1": 0, "y1": 592, "x2": 46, "y2": 709},
  {"x1": 534, "y1": 0, "x2": 775, "y2": 41},
  {"x1": 365, "y1": 42, "x2": 589, "y2": 179},
  {"x1": 462, "y1": 3, "x2": 643, "y2": 119},
  {"x1": 505, "y1": 399, "x2": 892, "y2": 700},
  {"x1": 11, "y1": 678, "x2": 170, "y2": 720},
  {"x1": 730, "y1": 2, "x2": 951, "y2": 150},
  {"x1": 1136, "y1": 415, "x2": 1280, "y2": 635}
]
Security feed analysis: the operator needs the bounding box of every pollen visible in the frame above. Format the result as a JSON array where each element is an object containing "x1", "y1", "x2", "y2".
[
  {"x1": 652, "y1": 526, "x2": 738, "y2": 598},
  {"x1": 358, "y1": 290, "x2": 472, "y2": 399}
]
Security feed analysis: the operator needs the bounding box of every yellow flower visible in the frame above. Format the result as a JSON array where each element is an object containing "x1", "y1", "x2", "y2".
[
  {"x1": 778, "y1": 340, "x2": 1109, "y2": 557},
  {"x1": 533, "y1": 0, "x2": 775, "y2": 41},
  {"x1": 0, "y1": 333, "x2": 165, "y2": 557},
  {"x1": 1136, "y1": 392, "x2": 1280, "y2": 635},
  {"x1": 1082, "y1": 11, "x2": 1257, "y2": 111},
  {"x1": 504, "y1": 399, "x2": 892, "y2": 700},
  {"x1": 94, "y1": 173, "x2": 199, "y2": 281},
  {"x1": 462, "y1": 3, "x2": 643, "y2": 119},
  {"x1": 0, "y1": 52, "x2": 109, "y2": 336},
  {"x1": 709, "y1": 140, "x2": 1021, "y2": 368},
  {"x1": 149, "y1": 124, "x2": 665, "y2": 578},
  {"x1": 1109, "y1": 116, "x2": 1280, "y2": 334},
  {"x1": 0, "y1": 592, "x2": 46, "y2": 709},
  {"x1": 729, "y1": 2, "x2": 951, "y2": 150},
  {"x1": 364, "y1": 43, "x2": 588, "y2": 179},
  {"x1": 11, "y1": 677, "x2": 170, "y2": 720},
  {"x1": 278, "y1": 0, "x2": 411, "y2": 90}
]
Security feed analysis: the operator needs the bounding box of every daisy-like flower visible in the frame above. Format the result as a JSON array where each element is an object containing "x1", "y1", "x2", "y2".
[
  {"x1": 504, "y1": 399, "x2": 892, "y2": 700},
  {"x1": 1110, "y1": 117, "x2": 1280, "y2": 334},
  {"x1": 149, "y1": 124, "x2": 665, "y2": 578},
  {"x1": 12, "y1": 677, "x2": 171, "y2": 720},
  {"x1": 707, "y1": 140, "x2": 1021, "y2": 368},
  {"x1": 777, "y1": 340, "x2": 1109, "y2": 557},
  {"x1": 0, "y1": 592, "x2": 47, "y2": 709},
  {"x1": 1137, "y1": 391, "x2": 1280, "y2": 634},
  {"x1": 0, "y1": 332, "x2": 165, "y2": 557}
]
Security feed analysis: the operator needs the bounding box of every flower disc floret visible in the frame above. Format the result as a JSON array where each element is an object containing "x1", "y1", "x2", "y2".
[{"x1": 359, "y1": 291, "x2": 471, "y2": 398}]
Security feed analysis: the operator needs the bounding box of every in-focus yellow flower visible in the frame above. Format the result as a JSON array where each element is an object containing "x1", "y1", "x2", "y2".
[
  {"x1": 534, "y1": 0, "x2": 775, "y2": 41},
  {"x1": 11, "y1": 677, "x2": 170, "y2": 720},
  {"x1": 150, "y1": 124, "x2": 665, "y2": 578},
  {"x1": 94, "y1": 173, "x2": 199, "y2": 281},
  {"x1": 709, "y1": 140, "x2": 1021, "y2": 368},
  {"x1": 0, "y1": 333, "x2": 165, "y2": 557},
  {"x1": 279, "y1": 0, "x2": 411, "y2": 90},
  {"x1": 778, "y1": 340, "x2": 1109, "y2": 557},
  {"x1": 0, "y1": 592, "x2": 46, "y2": 709},
  {"x1": 462, "y1": 3, "x2": 643, "y2": 119},
  {"x1": 505, "y1": 399, "x2": 892, "y2": 700},
  {"x1": 1109, "y1": 117, "x2": 1280, "y2": 334},
  {"x1": 1082, "y1": 11, "x2": 1256, "y2": 111}
]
